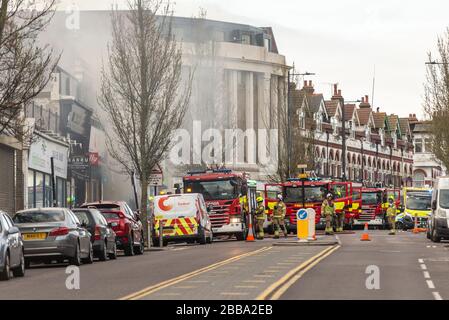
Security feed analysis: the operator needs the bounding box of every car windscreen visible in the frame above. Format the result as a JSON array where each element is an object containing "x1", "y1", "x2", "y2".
[
  {"x1": 406, "y1": 192, "x2": 432, "y2": 211},
  {"x1": 362, "y1": 193, "x2": 380, "y2": 205},
  {"x1": 184, "y1": 179, "x2": 238, "y2": 201},
  {"x1": 100, "y1": 212, "x2": 121, "y2": 219},
  {"x1": 13, "y1": 210, "x2": 65, "y2": 223},
  {"x1": 86, "y1": 204, "x2": 120, "y2": 210},
  {"x1": 285, "y1": 186, "x2": 325, "y2": 203}
]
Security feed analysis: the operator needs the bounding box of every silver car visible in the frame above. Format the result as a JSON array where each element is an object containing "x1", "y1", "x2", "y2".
[
  {"x1": 0, "y1": 210, "x2": 25, "y2": 280},
  {"x1": 13, "y1": 208, "x2": 93, "y2": 267}
]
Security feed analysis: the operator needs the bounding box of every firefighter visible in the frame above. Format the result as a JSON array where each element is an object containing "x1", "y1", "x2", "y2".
[
  {"x1": 322, "y1": 193, "x2": 335, "y2": 235},
  {"x1": 386, "y1": 195, "x2": 397, "y2": 235},
  {"x1": 255, "y1": 197, "x2": 266, "y2": 240},
  {"x1": 273, "y1": 194, "x2": 288, "y2": 239}
]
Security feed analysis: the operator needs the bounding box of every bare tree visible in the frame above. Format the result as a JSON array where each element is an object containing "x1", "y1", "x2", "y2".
[
  {"x1": 99, "y1": 0, "x2": 193, "y2": 245},
  {"x1": 0, "y1": 0, "x2": 58, "y2": 139},
  {"x1": 262, "y1": 81, "x2": 316, "y2": 182},
  {"x1": 424, "y1": 28, "x2": 449, "y2": 170}
]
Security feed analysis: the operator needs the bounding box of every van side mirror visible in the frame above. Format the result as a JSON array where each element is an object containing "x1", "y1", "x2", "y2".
[{"x1": 432, "y1": 200, "x2": 437, "y2": 211}]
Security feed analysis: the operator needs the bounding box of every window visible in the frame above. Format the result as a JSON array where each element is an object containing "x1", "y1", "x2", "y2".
[
  {"x1": 424, "y1": 138, "x2": 432, "y2": 153},
  {"x1": 415, "y1": 138, "x2": 423, "y2": 153},
  {"x1": 241, "y1": 34, "x2": 251, "y2": 45},
  {"x1": 35, "y1": 172, "x2": 44, "y2": 208},
  {"x1": 28, "y1": 170, "x2": 35, "y2": 208},
  {"x1": 73, "y1": 211, "x2": 91, "y2": 226},
  {"x1": 44, "y1": 174, "x2": 52, "y2": 207},
  {"x1": 13, "y1": 210, "x2": 65, "y2": 223},
  {"x1": 439, "y1": 190, "x2": 449, "y2": 209}
]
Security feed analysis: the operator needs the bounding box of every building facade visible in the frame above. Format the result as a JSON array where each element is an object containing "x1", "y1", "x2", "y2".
[{"x1": 293, "y1": 82, "x2": 414, "y2": 187}]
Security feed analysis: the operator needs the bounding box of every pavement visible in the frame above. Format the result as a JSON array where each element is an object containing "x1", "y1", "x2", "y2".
[{"x1": 1, "y1": 231, "x2": 448, "y2": 300}]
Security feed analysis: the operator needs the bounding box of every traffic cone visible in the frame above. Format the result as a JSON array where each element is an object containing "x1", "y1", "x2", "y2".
[
  {"x1": 412, "y1": 216, "x2": 420, "y2": 234},
  {"x1": 360, "y1": 223, "x2": 371, "y2": 241},
  {"x1": 246, "y1": 216, "x2": 255, "y2": 242}
]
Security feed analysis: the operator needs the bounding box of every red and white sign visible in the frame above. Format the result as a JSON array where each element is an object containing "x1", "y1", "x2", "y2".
[{"x1": 89, "y1": 152, "x2": 100, "y2": 166}]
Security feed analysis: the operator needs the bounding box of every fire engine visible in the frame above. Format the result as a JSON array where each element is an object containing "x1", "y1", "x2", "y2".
[
  {"x1": 353, "y1": 187, "x2": 401, "y2": 227},
  {"x1": 264, "y1": 176, "x2": 353, "y2": 232},
  {"x1": 182, "y1": 169, "x2": 252, "y2": 241}
]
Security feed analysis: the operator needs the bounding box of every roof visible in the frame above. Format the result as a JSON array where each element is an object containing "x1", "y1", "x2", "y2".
[
  {"x1": 325, "y1": 100, "x2": 339, "y2": 117},
  {"x1": 398, "y1": 118, "x2": 411, "y2": 135},
  {"x1": 356, "y1": 108, "x2": 372, "y2": 126},
  {"x1": 344, "y1": 104, "x2": 356, "y2": 121},
  {"x1": 413, "y1": 121, "x2": 432, "y2": 133},
  {"x1": 307, "y1": 94, "x2": 324, "y2": 114},
  {"x1": 373, "y1": 112, "x2": 387, "y2": 129},
  {"x1": 386, "y1": 114, "x2": 399, "y2": 132}
]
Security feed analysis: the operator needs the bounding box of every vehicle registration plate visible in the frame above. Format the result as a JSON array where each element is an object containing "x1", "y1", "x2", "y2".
[{"x1": 23, "y1": 233, "x2": 47, "y2": 241}]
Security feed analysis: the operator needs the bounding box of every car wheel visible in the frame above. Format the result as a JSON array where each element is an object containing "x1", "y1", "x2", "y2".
[
  {"x1": 108, "y1": 242, "x2": 117, "y2": 260},
  {"x1": 0, "y1": 252, "x2": 11, "y2": 281},
  {"x1": 396, "y1": 221, "x2": 404, "y2": 231},
  {"x1": 69, "y1": 242, "x2": 82, "y2": 266},
  {"x1": 134, "y1": 234, "x2": 145, "y2": 255},
  {"x1": 12, "y1": 251, "x2": 25, "y2": 278},
  {"x1": 84, "y1": 242, "x2": 94, "y2": 264},
  {"x1": 198, "y1": 227, "x2": 207, "y2": 245},
  {"x1": 99, "y1": 241, "x2": 108, "y2": 262},
  {"x1": 124, "y1": 234, "x2": 135, "y2": 256},
  {"x1": 431, "y1": 228, "x2": 442, "y2": 243}
]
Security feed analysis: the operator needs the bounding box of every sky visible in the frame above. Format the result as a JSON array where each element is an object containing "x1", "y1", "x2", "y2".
[{"x1": 55, "y1": 0, "x2": 449, "y2": 118}]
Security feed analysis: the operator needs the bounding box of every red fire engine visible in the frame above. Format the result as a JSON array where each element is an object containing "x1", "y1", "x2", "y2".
[
  {"x1": 182, "y1": 169, "x2": 249, "y2": 241},
  {"x1": 264, "y1": 178, "x2": 353, "y2": 232}
]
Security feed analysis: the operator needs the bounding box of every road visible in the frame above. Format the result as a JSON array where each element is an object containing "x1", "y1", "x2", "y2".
[{"x1": 0, "y1": 231, "x2": 447, "y2": 300}]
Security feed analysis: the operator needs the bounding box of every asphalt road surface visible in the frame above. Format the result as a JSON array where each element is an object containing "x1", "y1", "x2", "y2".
[
  {"x1": 0, "y1": 231, "x2": 447, "y2": 300},
  {"x1": 281, "y1": 230, "x2": 449, "y2": 300}
]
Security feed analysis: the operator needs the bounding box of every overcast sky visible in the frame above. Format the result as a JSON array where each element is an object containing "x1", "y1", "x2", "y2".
[{"x1": 56, "y1": 0, "x2": 449, "y2": 118}]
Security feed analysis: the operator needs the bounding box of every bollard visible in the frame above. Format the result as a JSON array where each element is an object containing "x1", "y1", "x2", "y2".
[
  {"x1": 306, "y1": 208, "x2": 317, "y2": 241},
  {"x1": 297, "y1": 209, "x2": 309, "y2": 241},
  {"x1": 159, "y1": 220, "x2": 164, "y2": 248}
]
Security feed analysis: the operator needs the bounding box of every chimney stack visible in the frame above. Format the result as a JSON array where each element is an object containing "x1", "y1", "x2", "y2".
[
  {"x1": 331, "y1": 85, "x2": 344, "y2": 105},
  {"x1": 303, "y1": 80, "x2": 314, "y2": 95},
  {"x1": 359, "y1": 94, "x2": 371, "y2": 109}
]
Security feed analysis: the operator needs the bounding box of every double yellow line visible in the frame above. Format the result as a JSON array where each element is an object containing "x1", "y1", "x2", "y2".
[
  {"x1": 256, "y1": 245, "x2": 341, "y2": 300},
  {"x1": 120, "y1": 246, "x2": 272, "y2": 300}
]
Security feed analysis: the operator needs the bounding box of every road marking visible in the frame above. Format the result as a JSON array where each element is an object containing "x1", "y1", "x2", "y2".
[
  {"x1": 254, "y1": 275, "x2": 274, "y2": 278},
  {"x1": 257, "y1": 245, "x2": 340, "y2": 300},
  {"x1": 120, "y1": 246, "x2": 272, "y2": 300},
  {"x1": 427, "y1": 280, "x2": 435, "y2": 289},
  {"x1": 234, "y1": 285, "x2": 258, "y2": 289},
  {"x1": 420, "y1": 264, "x2": 427, "y2": 270},
  {"x1": 423, "y1": 271, "x2": 431, "y2": 279},
  {"x1": 220, "y1": 292, "x2": 249, "y2": 296},
  {"x1": 433, "y1": 292, "x2": 443, "y2": 300},
  {"x1": 244, "y1": 280, "x2": 266, "y2": 283},
  {"x1": 173, "y1": 286, "x2": 196, "y2": 289},
  {"x1": 418, "y1": 259, "x2": 424, "y2": 263},
  {"x1": 277, "y1": 262, "x2": 294, "y2": 265}
]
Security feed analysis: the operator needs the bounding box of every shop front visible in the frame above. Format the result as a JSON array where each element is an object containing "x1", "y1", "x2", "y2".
[{"x1": 27, "y1": 131, "x2": 69, "y2": 209}]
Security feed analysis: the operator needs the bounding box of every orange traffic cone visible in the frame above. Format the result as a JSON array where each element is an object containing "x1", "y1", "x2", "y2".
[
  {"x1": 412, "y1": 216, "x2": 420, "y2": 234},
  {"x1": 246, "y1": 216, "x2": 255, "y2": 242},
  {"x1": 360, "y1": 223, "x2": 371, "y2": 241}
]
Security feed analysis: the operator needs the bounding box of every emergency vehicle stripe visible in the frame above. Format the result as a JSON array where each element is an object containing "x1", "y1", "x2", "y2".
[{"x1": 180, "y1": 219, "x2": 193, "y2": 234}]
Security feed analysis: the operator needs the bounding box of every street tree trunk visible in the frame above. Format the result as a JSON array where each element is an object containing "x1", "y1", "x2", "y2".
[{"x1": 140, "y1": 178, "x2": 149, "y2": 246}]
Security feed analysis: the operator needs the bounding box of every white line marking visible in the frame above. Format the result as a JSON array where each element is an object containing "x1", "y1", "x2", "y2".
[
  {"x1": 427, "y1": 280, "x2": 435, "y2": 289},
  {"x1": 418, "y1": 259, "x2": 424, "y2": 263},
  {"x1": 433, "y1": 292, "x2": 443, "y2": 300},
  {"x1": 423, "y1": 271, "x2": 431, "y2": 279},
  {"x1": 427, "y1": 246, "x2": 431, "y2": 248},
  {"x1": 420, "y1": 264, "x2": 427, "y2": 270}
]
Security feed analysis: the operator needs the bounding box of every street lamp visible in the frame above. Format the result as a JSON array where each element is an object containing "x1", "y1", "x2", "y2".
[{"x1": 287, "y1": 68, "x2": 316, "y2": 178}]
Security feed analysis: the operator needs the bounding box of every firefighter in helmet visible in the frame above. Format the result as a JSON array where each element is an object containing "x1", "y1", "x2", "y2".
[
  {"x1": 273, "y1": 194, "x2": 288, "y2": 239},
  {"x1": 255, "y1": 197, "x2": 266, "y2": 240},
  {"x1": 322, "y1": 193, "x2": 335, "y2": 235},
  {"x1": 386, "y1": 195, "x2": 397, "y2": 235}
]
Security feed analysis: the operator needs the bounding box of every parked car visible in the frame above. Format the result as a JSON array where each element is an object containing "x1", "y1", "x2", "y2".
[
  {"x1": 152, "y1": 193, "x2": 213, "y2": 246},
  {"x1": 0, "y1": 211, "x2": 25, "y2": 280},
  {"x1": 72, "y1": 208, "x2": 117, "y2": 261},
  {"x1": 80, "y1": 201, "x2": 144, "y2": 256},
  {"x1": 13, "y1": 208, "x2": 93, "y2": 267},
  {"x1": 429, "y1": 177, "x2": 449, "y2": 242}
]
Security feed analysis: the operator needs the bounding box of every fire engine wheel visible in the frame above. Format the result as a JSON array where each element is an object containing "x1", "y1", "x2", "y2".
[{"x1": 235, "y1": 224, "x2": 247, "y2": 241}]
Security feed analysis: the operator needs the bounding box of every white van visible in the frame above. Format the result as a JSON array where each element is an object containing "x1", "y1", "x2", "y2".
[
  {"x1": 152, "y1": 193, "x2": 213, "y2": 246},
  {"x1": 428, "y1": 177, "x2": 449, "y2": 242}
]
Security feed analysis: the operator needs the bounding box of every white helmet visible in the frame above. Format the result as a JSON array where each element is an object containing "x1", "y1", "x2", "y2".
[
  {"x1": 326, "y1": 193, "x2": 333, "y2": 199},
  {"x1": 277, "y1": 194, "x2": 283, "y2": 201}
]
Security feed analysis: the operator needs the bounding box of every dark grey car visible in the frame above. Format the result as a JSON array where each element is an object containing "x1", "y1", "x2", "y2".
[
  {"x1": 72, "y1": 208, "x2": 117, "y2": 261},
  {"x1": 0, "y1": 211, "x2": 25, "y2": 280},
  {"x1": 13, "y1": 208, "x2": 93, "y2": 267}
]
